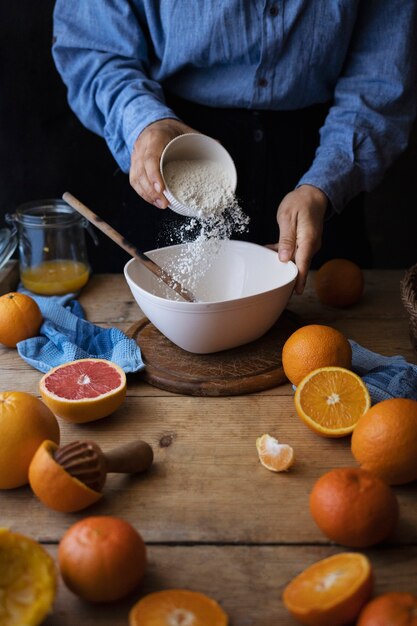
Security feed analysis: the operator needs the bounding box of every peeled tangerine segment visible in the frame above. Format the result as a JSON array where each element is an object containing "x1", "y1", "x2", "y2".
[
  {"x1": 129, "y1": 589, "x2": 228, "y2": 626},
  {"x1": 0, "y1": 528, "x2": 56, "y2": 626},
  {"x1": 256, "y1": 434, "x2": 294, "y2": 472}
]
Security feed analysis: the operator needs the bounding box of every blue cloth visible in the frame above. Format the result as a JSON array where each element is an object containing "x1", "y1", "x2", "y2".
[
  {"x1": 52, "y1": 1, "x2": 417, "y2": 213},
  {"x1": 350, "y1": 340, "x2": 417, "y2": 404},
  {"x1": 16, "y1": 288, "x2": 144, "y2": 374},
  {"x1": 291, "y1": 340, "x2": 417, "y2": 404}
]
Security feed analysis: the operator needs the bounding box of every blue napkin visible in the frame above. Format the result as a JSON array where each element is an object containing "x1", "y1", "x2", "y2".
[
  {"x1": 350, "y1": 340, "x2": 417, "y2": 404},
  {"x1": 16, "y1": 286, "x2": 144, "y2": 374}
]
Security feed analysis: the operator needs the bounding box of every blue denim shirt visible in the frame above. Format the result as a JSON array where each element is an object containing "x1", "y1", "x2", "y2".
[{"x1": 53, "y1": 1, "x2": 417, "y2": 212}]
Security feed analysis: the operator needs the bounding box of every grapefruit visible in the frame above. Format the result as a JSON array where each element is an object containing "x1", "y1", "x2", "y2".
[
  {"x1": 0, "y1": 391, "x2": 60, "y2": 489},
  {"x1": 39, "y1": 359, "x2": 126, "y2": 423}
]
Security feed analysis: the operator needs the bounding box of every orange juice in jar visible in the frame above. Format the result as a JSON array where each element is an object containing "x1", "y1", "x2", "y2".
[{"x1": 6, "y1": 199, "x2": 95, "y2": 295}]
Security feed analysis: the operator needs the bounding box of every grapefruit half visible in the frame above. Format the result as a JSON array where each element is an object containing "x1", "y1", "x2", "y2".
[{"x1": 39, "y1": 359, "x2": 126, "y2": 423}]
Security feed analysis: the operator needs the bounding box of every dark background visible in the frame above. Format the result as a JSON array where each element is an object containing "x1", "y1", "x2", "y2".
[{"x1": 1, "y1": 2, "x2": 416, "y2": 273}]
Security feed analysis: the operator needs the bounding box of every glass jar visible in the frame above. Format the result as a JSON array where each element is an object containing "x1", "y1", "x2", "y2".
[{"x1": 4, "y1": 199, "x2": 97, "y2": 295}]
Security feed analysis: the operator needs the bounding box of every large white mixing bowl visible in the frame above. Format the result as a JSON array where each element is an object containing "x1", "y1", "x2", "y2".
[{"x1": 124, "y1": 240, "x2": 298, "y2": 354}]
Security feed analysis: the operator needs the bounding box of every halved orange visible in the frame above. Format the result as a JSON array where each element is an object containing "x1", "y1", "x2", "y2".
[
  {"x1": 294, "y1": 366, "x2": 371, "y2": 437},
  {"x1": 28, "y1": 440, "x2": 102, "y2": 513},
  {"x1": 282, "y1": 552, "x2": 373, "y2": 626},
  {"x1": 0, "y1": 528, "x2": 57, "y2": 625},
  {"x1": 256, "y1": 434, "x2": 294, "y2": 472},
  {"x1": 129, "y1": 589, "x2": 228, "y2": 625},
  {"x1": 39, "y1": 358, "x2": 126, "y2": 423}
]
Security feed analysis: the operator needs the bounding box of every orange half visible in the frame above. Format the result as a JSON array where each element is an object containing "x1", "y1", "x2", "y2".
[
  {"x1": 28, "y1": 440, "x2": 102, "y2": 513},
  {"x1": 283, "y1": 552, "x2": 373, "y2": 626},
  {"x1": 0, "y1": 528, "x2": 56, "y2": 626},
  {"x1": 294, "y1": 367, "x2": 371, "y2": 437},
  {"x1": 129, "y1": 589, "x2": 228, "y2": 626}
]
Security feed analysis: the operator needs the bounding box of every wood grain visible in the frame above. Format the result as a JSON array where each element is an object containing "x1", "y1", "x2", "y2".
[
  {"x1": 126, "y1": 311, "x2": 299, "y2": 396},
  {"x1": 0, "y1": 270, "x2": 416, "y2": 625},
  {"x1": 40, "y1": 545, "x2": 417, "y2": 626}
]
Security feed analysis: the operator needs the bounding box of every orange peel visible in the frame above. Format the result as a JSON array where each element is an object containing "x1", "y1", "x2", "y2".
[
  {"x1": 28, "y1": 440, "x2": 102, "y2": 513},
  {"x1": 0, "y1": 527, "x2": 56, "y2": 625}
]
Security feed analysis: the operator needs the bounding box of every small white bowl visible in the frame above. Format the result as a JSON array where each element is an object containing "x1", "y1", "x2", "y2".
[
  {"x1": 160, "y1": 133, "x2": 237, "y2": 218},
  {"x1": 124, "y1": 240, "x2": 297, "y2": 354}
]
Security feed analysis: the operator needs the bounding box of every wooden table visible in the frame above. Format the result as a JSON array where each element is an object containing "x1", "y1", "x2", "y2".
[{"x1": 1, "y1": 269, "x2": 417, "y2": 624}]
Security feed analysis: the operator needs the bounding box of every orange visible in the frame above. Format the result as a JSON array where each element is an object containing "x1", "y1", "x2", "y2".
[
  {"x1": 351, "y1": 398, "x2": 417, "y2": 485},
  {"x1": 129, "y1": 589, "x2": 228, "y2": 626},
  {"x1": 58, "y1": 516, "x2": 146, "y2": 603},
  {"x1": 256, "y1": 434, "x2": 294, "y2": 472},
  {"x1": 39, "y1": 358, "x2": 126, "y2": 423},
  {"x1": 282, "y1": 552, "x2": 373, "y2": 626},
  {"x1": 357, "y1": 592, "x2": 417, "y2": 625},
  {"x1": 294, "y1": 366, "x2": 371, "y2": 437},
  {"x1": 28, "y1": 440, "x2": 102, "y2": 513},
  {"x1": 315, "y1": 259, "x2": 364, "y2": 308},
  {"x1": 0, "y1": 391, "x2": 60, "y2": 489},
  {"x1": 282, "y1": 324, "x2": 352, "y2": 386},
  {"x1": 0, "y1": 527, "x2": 56, "y2": 625},
  {"x1": 0, "y1": 292, "x2": 42, "y2": 348},
  {"x1": 310, "y1": 467, "x2": 399, "y2": 547}
]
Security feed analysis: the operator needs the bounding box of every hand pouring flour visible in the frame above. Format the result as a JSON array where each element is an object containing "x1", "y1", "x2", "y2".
[{"x1": 160, "y1": 133, "x2": 250, "y2": 299}]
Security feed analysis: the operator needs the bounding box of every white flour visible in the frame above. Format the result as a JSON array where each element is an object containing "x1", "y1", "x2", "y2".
[{"x1": 162, "y1": 158, "x2": 249, "y2": 299}]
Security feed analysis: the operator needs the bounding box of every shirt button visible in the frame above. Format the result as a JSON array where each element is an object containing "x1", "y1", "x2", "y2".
[
  {"x1": 269, "y1": 5, "x2": 279, "y2": 16},
  {"x1": 254, "y1": 129, "x2": 264, "y2": 142},
  {"x1": 258, "y1": 78, "x2": 268, "y2": 88}
]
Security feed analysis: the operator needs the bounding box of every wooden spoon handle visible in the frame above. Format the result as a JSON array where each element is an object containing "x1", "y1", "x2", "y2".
[
  {"x1": 62, "y1": 191, "x2": 197, "y2": 303},
  {"x1": 104, "y1": 440, "x2": 154, "y2": 474}
]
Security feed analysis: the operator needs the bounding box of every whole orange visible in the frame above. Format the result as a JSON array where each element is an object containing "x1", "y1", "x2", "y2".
[
  {"x1": 0, "y1": 391, "x2": 60, "y2": 488},
  {"x1": 357, "y1": 592, "x2": 417, "y2": 625},
  {"x1": 58, "y1": 516, "x2": 147, "y2": 603},
  {"x1": 315, "y1": 259, "x2": 364, "y2": 308},
  {"x1": 351, "y1": 398, "x2": 417, "y2": 485},
  {"x1": 310, "y1": 467, "x2": 398, "y2": 547},
  {"x1": 0, "y1": 292, "x2": 42, "y2": 347},
  {"x1": 282, "y1": 324, "x2": 352, "y2": 386}
]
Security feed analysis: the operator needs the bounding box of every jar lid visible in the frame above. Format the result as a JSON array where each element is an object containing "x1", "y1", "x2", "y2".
[{"x1": 0, "y1": 228, "x2": 17, "y2": 271}]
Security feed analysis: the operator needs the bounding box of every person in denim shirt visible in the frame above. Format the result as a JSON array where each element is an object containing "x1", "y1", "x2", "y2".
[{"x1": 53, "y1": 1, "x2": 417, "y2": 292}]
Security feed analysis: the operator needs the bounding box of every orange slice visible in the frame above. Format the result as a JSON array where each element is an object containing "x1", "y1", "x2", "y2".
[
  {"x1": 39, "y1": 358, "x2": 126, "y2": 423},
  {"x1": 129, "y1": 589, "x2": 228, "y2": 626},
  {"x1": 0, "y1": 528, "x2": 56, "y2": 626},
  {"x1": 256, "y1": 434, "x2": 294, "y2": 472},
  {"x1": 282, "y1": 552, "x2": 373, "y2": 626},
  {"x1": 28, "y1": 440, "x2": 102, "y2": 513},
  {"x1": 294, "y1": 366, "x2": 371, "y2": 437}
]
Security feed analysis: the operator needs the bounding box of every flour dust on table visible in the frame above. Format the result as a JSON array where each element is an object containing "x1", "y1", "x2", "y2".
[{"x1": 161, "y1": 159, "x2": 249, "y2": 298}]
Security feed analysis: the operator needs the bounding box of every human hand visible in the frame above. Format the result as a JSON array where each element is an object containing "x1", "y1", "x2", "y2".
[
  {"x1": 269, "y1": 185, "x2": 328, "y2": 295},
  {"x1": 130, "y1": 118, "x2": 198, "y2": 208}
]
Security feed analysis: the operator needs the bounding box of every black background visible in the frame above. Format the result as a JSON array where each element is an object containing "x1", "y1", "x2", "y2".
[{"x1": 1, "y1": 2, "x2": 416, "y2": 273}]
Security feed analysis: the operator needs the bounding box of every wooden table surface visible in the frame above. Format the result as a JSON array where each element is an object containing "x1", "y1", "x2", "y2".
[{"x1": 1, "y1": 269, "x2": 417, "y2": 625}]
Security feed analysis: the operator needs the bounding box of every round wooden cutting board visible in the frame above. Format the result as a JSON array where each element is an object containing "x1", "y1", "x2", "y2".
[{"x1": 126, "y1": 310, "x2": 299, "y2": 396}]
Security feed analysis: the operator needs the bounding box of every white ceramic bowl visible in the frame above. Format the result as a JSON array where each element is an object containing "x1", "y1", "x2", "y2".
[
  {"x1": 124, "y1": 240, "x2": 298, "y2": 354},
  {"x1": 160, "y1": 133, "x2": 237, "y2": 218}
]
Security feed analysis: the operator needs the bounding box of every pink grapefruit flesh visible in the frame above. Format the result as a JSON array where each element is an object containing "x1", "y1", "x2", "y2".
[
  {"x1": 43, "y1": 360, "x2": 123, "y2": 399},
  {"x1": 39, "y1": 359, "x2": 126, "y2": 423}
]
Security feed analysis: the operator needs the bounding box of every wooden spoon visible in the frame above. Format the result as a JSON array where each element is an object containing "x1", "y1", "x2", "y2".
[{"x1": 62, "y1": 191, "x2": 197, "y2": 302}]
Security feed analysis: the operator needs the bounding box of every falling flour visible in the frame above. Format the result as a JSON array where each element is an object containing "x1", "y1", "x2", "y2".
[{"x1": 161, "y1": 158, "x2": 250, "y2": 299}]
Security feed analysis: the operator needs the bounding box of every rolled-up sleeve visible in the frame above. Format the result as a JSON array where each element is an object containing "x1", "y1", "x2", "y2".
[
  {"x1": 298, "y1": 0, "x2": 417, "y2": 213},
  {"x1": 52, "y1": 1, "x2": 178, "y2": 172}
]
